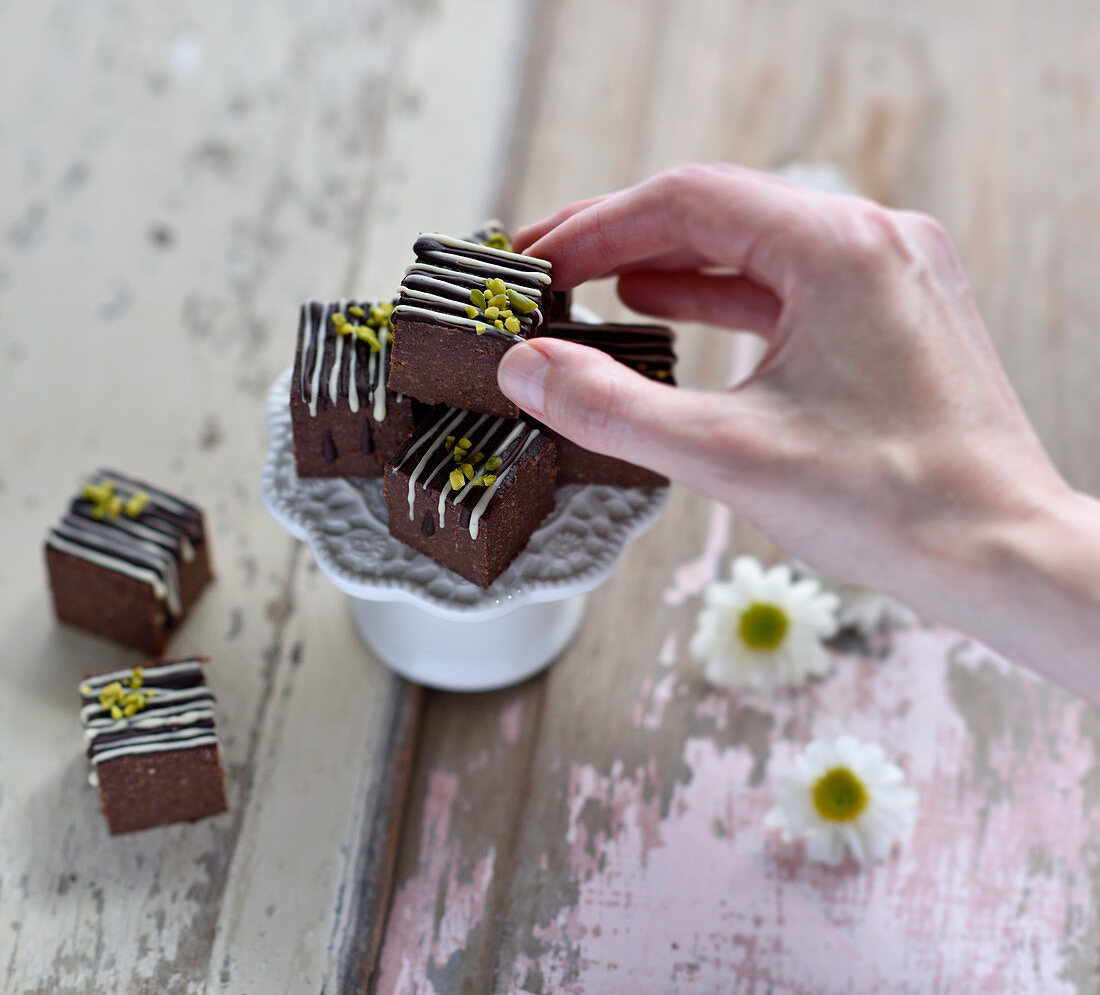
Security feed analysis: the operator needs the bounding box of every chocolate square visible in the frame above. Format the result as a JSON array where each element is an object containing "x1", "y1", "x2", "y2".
[
  {"x1": 46, "y1": 470, "x2": 214, "y2": 654},
  {"x1": 79, "y1": 658, "x2": 228, "y2": 835},
  {"x1": 383, "y1": 405, "x2": 558, "y2": 588}
]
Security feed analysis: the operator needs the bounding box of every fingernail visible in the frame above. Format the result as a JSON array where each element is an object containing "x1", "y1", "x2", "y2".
[{"x1": 497, "y1": 343, "x2": 549, "y2": 416}]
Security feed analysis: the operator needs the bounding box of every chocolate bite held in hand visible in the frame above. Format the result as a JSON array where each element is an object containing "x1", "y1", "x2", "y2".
[
  {"x1": 45, "y1": 470, "x2": 213, "y2": 654},
  {"x1": 545, "y1": 322, "x2": 678, "y2": 487},
  {"x1": 383, "y1": 405, "x2": 558, "y2": 587},
  {"x1": 291, "y1": 299, "x2": 421, "y2": 478},
  {"x1": 79, "y1": 657, "x2": 228, "y2": 835},
  {"x1": 388, "y1": 233, "x2": 558, "y2": 418}
]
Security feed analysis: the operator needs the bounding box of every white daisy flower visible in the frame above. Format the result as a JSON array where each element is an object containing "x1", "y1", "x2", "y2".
[
  {"x1": 792, "y1": 561, "x2": 916, "y2": 636},
  {"x1": 690, "y1": 556, "x2": 840, "y2": 692},
  {"x1": 765, "y1": 735, "x2": 917, "y2": 866}
]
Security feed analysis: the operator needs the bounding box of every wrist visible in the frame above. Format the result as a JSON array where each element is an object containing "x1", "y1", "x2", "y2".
[{"x1": 926, "y1": 481, "x2": 1100, "y2": 700}]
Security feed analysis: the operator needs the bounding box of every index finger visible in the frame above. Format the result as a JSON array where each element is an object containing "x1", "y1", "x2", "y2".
[{"x1": 523, "y1": 163, "x2": 827, "y2": 294}]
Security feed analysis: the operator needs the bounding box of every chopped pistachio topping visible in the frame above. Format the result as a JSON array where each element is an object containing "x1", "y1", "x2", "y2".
[
  {"x1": 471, "y1": 289, "x2": 487, "y2": 309},
  {"x1": 124, "y1": 491, "x2": 150, "y2": 518},
  {"x1": 332, "y1": 312, "x2": 347, "y2": 326},
  {"x1": 96, "y1": 673, "x2": 150, "y2": 721},
  {"x1": 449, "y1": 468, "x2": 465, "y2": 490},
  {"x1": 655, "y1": 369, "x2": 670, "y2": 380},
  {"x1": 458, "y1": 438, "x2": 473, "y2": 448},
  {"x1": 479, "y1": 474, "x2": 497, "y2": 486},
  {"x1": 107, "y1": 496, "x2": 123, "y2": 518},
  {"x1": 484, "y1": 456, "x2": 503, "y2": 471},
  {"x1": 348, "y1": 305, "x2": 365, "y2": 318},
  {"x1": 461, "y1": 462, "x2": 475, "y2": 480},
  {"x1": 484, "y1": 230, "x2": 512, "y2": 251},
  {"x1": 445, "y1": 435, "x2": 456, "y2": 450},
  {"x1": 465, "y1": 305, "x2": 478, "y2": 318},
  {"x1": 334, "y1": 301, "x2": 394, "y2": 352},
  {"x1": 474, "y1": 322, "x2": 487, "y2": 335},
  {"x1": 484, "y1": 306, "x2": 500, "y2": 321},
  {"x1": 504, "y1": 316, "x2": 520, "y2": 335},
  {"x1": 471, "y1": 451, "x2": 485, "y2": 464},
  {"x1": 506, "y1": 287, "x2": 538, "y2": 314},
  {"x1": 80, "y1": 684, "x2": 92, "y2": 695},
  {"x1": 487, "y1": 277, "x2": 507, "y2": 297}
]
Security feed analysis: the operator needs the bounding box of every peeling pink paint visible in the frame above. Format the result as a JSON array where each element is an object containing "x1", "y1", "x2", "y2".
[
  {"x1": 376, "y1": 770, "x2": 496, "y2": 995},
  {"x1": 509, "y1": 629, "x2": 1100, "y2": 993}
]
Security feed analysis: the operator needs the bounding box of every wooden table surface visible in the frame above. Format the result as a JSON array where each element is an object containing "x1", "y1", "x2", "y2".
[{"x1": 4, "y1": 1, "x2": 1100, "y2": 992}]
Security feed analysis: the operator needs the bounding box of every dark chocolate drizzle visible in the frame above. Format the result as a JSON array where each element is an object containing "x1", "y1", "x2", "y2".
[
  {"x1": 395, "y1": 406, "x2": 543, "y2": 531},
  {"x1": 421, "y1": 512, "x2": 436, "y2": 537},
  {"x1": 322, "y1": 429, "x2": 337, "y2": 462},
  {"x1": 79, "y1": 658, "x2": 219, "y2": 767},
  {"x1": 360, "y1": 419, "x2": 374, "y2": 455},
  {"x1": 393, "y1": 233, "x2": 552, "y2": 342},
  {"x1": 296, "y1": 299, "x2": 396, "y2": 418}
]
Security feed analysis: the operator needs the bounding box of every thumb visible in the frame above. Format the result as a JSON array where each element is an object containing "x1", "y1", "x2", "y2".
[{"x1": 497, "y1": 338, "x2": 754, "y2": 493}]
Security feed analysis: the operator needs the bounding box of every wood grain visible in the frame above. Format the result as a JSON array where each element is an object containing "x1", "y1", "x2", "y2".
[
  {"x1": 375, "y1": 1, "x2": 1100, "y2": 992},
  {"x1": 0, "y1": 0, "x2": 525, "y2": 991}
]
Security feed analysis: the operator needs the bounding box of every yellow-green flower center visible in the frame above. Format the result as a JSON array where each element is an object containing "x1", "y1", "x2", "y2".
[
  {"x1": 738, "y1": 603, "x2": 789, "y2": 650},
  {"x1": 812, "y1": 767, "x2": 868, "y2": 822}
]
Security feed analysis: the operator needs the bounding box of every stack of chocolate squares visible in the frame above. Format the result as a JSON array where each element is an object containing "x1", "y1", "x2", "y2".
[{"x1": 289, "y1": 222, "x2": 678, "y2": 588}]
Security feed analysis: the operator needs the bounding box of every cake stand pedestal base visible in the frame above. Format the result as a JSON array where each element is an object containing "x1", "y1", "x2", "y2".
[{"x1": 347, "y1": 594, "x2": 588, "y2": 692}]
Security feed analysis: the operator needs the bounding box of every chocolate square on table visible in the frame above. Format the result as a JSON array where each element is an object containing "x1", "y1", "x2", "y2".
[
  {"x1": 290, "y1": 299, "x2": 421, "y2": 478},
  {"x1": 45, "y1": 470, "x2": 214, "y2": 655},
  {"x1": 79, "y1": 657, "x2": 228, "y2": 836},
  {"x1": 387, "y1": 233, "x2": 561, "y2": 419},
  {"x1": 383, "y1": 405, "x2": 558, "y2": 588},
  {"x1": 545, "y1": 322, "x2": 678, "y2": 488}
]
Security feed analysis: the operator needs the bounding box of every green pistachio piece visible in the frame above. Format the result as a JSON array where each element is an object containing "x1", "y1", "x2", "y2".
[
  {"x1": 471, "y1": 451, "x2": 485, "y2": 464},
  {"x1": 458, "y1": 438, "x2": 473, "y2": 448},
  {"x1": 449, "y1": 468, "x2": 465, "y2": 490},
  {"x1": 124, "y1": 492, "x2": 150, "y2": 518},
  {"x1": 445, "y1": 435, "x2": 455, "y2": 450},
  {"x1": 506, "y1": 288, "x2": 538, "y2": 314},
  {"x1": 474, "y1": 322, "x2": 487, "y2": 335},
  {"x1": 108, "y1": 496, "x2": 123, "y2": 518},
  {"x1": 461, "y1": 462, "x2": 475, "y2": 480},
  {"x1": 487, "y1": 277, "x2": 507, "y2": 298},
  {"x1": 655, "y1": 369, "x2": 670, "y2": 380},
  {"x1": 471, "y1": 289, "x2": 487, "y2": 309},
  {"x1": 130, "y1": 667, "x2": 144, "y2": 689},
  {"x1": 80, "y1": 684, "x2": 92, "y2": 695},
  {"x1": 480, "y1": 474, "x2": 497, "y2": 486},
  {"x1": 488, "y1": 294, "x2": 508, "y2": 310},
  {"x1": 348, "y1": 305, "x2": 365, "y2": 318},
  {"x1": 494, "y1": 319, "x2": 504, "y2": 330},
  {"x1": 332, "y1": 312, "x2": 347, "y2": 326},
  {"x1": 465, "y1": 305, "x2": 478, "y2": 318},
  {"x1": 484, "y1": 306, "x2": 500, "y2": 320},
  {"x1": 83, "y1": 482, "x2": 113, "y2": 505},
  {"x1": 110, "y1": 704, "x2": 123, "y2": 720},
  {"x1": 504, "y1": 316, "x2": 520, "y2": 335},
  {"x1": 484, "y1": 456, "x2": 503, "y2": 471},
  {"x1": 357, "y1": 326, "x2": 382, "y2": 352}
]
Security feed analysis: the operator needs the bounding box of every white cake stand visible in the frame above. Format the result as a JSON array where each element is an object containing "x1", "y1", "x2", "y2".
[{"x1": 260, "y1": 356, "x2": 668, "y2": 692}]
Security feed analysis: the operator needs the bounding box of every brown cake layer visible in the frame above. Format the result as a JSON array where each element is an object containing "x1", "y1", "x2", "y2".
[
  {"x1": 96, "y1": 744, "x2": 228, "y2": 835},
  {"x1": 383, "y1": 406, "x2": 558, "y2": 587}
]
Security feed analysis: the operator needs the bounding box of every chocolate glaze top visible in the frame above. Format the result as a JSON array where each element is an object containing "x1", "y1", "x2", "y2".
[
  {"x1": 547, "y1": 322, "x2": 678, "y2": 383},
  {"x1": 79, "y1": 658, "x2": 219, "y2": 772},
  {"x1": 393, "y1": 233, "x2": 552, "y2": 341},
  {"x1": 46, "y1": 470, "x2": 205, "y2": 619},
  {"x1": 295, "y1": 299, "x2": 399, "y2": 422},
  {"x1": 393, "y1": 406, "x2": 544, "y2": 540}
]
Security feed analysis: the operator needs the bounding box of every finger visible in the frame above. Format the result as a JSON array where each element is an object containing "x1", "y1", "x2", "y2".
[
  {"x1": 522, "y1": 163, "x2": 825, "y2": 293},
  {"x1": 497, "y1": 337, "x2": 757, "y2": 495},
  {"x1": 513, "y1": 195, "x2": 610, "y2": 252},
  {"x1": 617, "y1": 270, "x2": 782, "y2": 334}
]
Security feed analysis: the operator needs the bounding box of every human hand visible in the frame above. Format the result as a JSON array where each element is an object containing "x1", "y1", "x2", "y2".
[{"x1": 497, "y1": 164, "x2": 1091, "y2": 665}]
